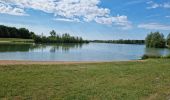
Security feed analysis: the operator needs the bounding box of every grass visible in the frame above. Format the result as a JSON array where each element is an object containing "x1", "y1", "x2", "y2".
[
  {"x1": 0, "y1": 59, "x2": 170, "y2": 100},
  {"x1": 0, "y1": 38, "x2": 34, "y2": 44}
]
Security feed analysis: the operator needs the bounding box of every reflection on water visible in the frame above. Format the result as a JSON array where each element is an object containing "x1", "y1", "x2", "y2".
[
  {"x1": 0, "y1": 43, "x2": 170, "y2": 61},
  {"x1": 0, "y1": 43, "x2": 84, "y2": 52},
  {"x1": 0, "y1": 44, "x2": 36, "y2": 52},
  {"x1": 145, "y1": 48, "x2": 170, "y2": 56},
  {"x1": 48, "y1": 44, "x2": 83, "y2": 53}
]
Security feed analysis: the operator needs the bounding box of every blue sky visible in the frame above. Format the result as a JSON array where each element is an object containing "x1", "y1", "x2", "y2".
[{"x1": 0, "y1": 0, "x2": 170, "y2": 40}]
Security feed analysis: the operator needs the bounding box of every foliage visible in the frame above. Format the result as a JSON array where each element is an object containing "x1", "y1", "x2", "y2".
[
  {"x1": 34, "y1": 31, "x2": 88, "y2": 43},
  {"x1": 145, "y1": 32, "x2": 166, "y2": 48},
  {"x1": 164, "y1": 54, "x2": 170, "y2": 58},
  {"x1": 0, "y1": 25, "x2": 35, "y2": 39},
  {"x1": 50, "y1": 30, "x2": 56, "y2": 37},
  {"x1": 167, "y1": 33, "x2": 170, "y2": 47},
  {"x1": 141, "y1": 54, "x2": 170, "y2": 59},
  {"x1": 0, "y1": 25, "x2": 88, "y2": 44},
  {"x1": 141, "y1": 54, "x2": 161, "y2": 60}
]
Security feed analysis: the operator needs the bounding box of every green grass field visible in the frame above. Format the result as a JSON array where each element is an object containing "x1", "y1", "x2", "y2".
[
  {"x1": 0, "y1": 38, "x2": 34, "y2": 44},
  {"x1": 0, "y1": 59, "x2": 170, "y2": 100}
]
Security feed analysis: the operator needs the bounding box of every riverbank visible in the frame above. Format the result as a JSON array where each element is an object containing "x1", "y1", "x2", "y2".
[
  {"x1": 0, "y1": 38, "x2": 34, "y2": 44},
  {"x1": 0, "y1": 59, "x2": 170, "y2": 99}
]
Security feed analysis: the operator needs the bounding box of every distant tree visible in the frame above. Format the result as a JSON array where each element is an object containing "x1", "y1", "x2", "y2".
[
  {"x1": 145, "y1": 32, "x2": 166, "y2": 48},
  {"x1": 0, "y1": 25, "x2": 36, "y2": 39},
  {"x1": 0, "y1": 25, "x2": 10, "y2": 38},
  {"x1": 30, "y1": 32, "x2": 36, "y2": 39},
  {"x1": 18, "y1": 28, "x2": 30, "y2": 39},
  {"x1": 8, "y1": 27, "x2": 18, "y2": 38},
  {"x1": 167, "y1": 33, "x2": 170, "y2": 47},
  {"x1": 0, "y1": 25, "x2": 88, "y2": 44},
  {"x1": 34, "y1": 30, "x2": 88, "y2": 44},
  {"x1": 50, "y1": 30, "x2": 56, "y2": 37}
]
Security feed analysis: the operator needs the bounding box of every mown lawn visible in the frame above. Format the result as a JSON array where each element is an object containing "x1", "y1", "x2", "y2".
[
  {"x1": 0, "y1": 38, "x2": 34, "y2": 44},
  {"x1": 0, "y1": 59, "x2": 170, "y2": 100}
]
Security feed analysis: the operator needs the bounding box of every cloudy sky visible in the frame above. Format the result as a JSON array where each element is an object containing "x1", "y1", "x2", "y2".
[{"x1": 0, "y1": 0, "x2": 170, "y2": 40}]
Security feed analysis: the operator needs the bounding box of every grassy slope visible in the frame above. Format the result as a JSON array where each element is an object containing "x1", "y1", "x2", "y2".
[
  {"x1": 0, "y1": 59, "x2": 170, "y2": 100},
  {"x1": 0, "y1": 38, "x2": 34, "y2": 43}
]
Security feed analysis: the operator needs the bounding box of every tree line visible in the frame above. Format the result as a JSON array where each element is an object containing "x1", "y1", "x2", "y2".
[
  {"x1": 0, "y1": 25, "x2": 34, "y2": 39},
  {"x1": 34, "y1": 30, "x2": 89, "y2": 43},
  {"x1": 0, "y1": 25, "x2": 88, "y2": 43},
  {"x1": 90, "y1": 40, "x2": 145, "y2": 44},
  {"x1": 1, "y1": 25, "x2": 170, "y2": 47},
  {"x1": 145, "y1": 32, "x2": 170, "y2": 48}
]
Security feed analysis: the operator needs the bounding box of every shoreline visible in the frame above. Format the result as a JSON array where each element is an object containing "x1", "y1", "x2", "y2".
[
  {"x1": 0, "y1": 60, "x2": 145, "y2": 65},
  {"x1": 0, "y1": 60, "x2": 110, "y2": 65}
]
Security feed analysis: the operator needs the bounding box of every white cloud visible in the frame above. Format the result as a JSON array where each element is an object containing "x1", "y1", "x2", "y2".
[
  {"x1": 0, "y1": 0, "x2": 131, "y2": 28},
  {"x1": 95, "y1": 17, "x2": 113, "y2": 25},
  {"x1": 0, "y1": 2, "x2": 27, "y2": 16},
  {"x1": 138, "y1": 23, "x2": 170, "y2": 30},
  {"x1": 163, "y1": 3, "x2": 170, "y2": 8},
  {"x1": 54, "y1": 18, "x2": 80, "y2": 22},
  {"x1": 94, "y1": 15, "x2": 132, "y2": 29},
  {"x1": 166, "y1": 16, "x2": 170, "y2": 18},
  {"x1": 147, "y1": 1, "x2": 170, "y2": 9},
  {"x1": 112, "y1": 15, "x2": 132, "y2": 29}
]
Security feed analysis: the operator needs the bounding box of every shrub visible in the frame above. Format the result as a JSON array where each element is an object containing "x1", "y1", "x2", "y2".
[{"x1": 141, "y1": 54, "x2": 161, "y2": 60}]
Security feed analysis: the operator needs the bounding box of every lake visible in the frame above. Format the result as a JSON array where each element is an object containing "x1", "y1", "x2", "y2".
[{"x1": 0, "y1": 43, "x2": 170, "y2": 61}]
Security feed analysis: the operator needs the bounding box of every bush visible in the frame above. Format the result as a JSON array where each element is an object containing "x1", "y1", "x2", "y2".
[
  {"x1": 164, "y1": 55, "x2": 170, "y2": 58},
  {"x1": 141, "y1": 54, "x2": 161, "y2": 60}
]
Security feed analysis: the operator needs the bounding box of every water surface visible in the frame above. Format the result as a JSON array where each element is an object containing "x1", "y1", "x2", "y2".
[{"x1": 0, "y1": 43, "x2": 170, "y2": 61}]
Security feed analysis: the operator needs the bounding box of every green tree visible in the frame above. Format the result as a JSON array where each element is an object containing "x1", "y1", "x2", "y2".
[
  {"x1": 167, "y1": 33, "x2": 170, "y2": 47},
  {"x1": 145, "y1": 32, "x2": 166, "y2": 48},
  {"x1": 50, "y1": 30, "x2": 56, "y2": 37},
  {"x1": 0, "y1": 25, "x2": 36, "y2": 39},
  {"x1": 145, "y1": 32, "x2": 153, "y2": 47},
  {"x1": 0, "y1": 25, "x2": 87, "y2": 44},
  {"x1": 18, "y1": 28, "x2": 30, "y2": 39}
]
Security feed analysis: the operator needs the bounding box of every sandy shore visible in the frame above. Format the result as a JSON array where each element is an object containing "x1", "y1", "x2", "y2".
[
  {"x1": 0, "y1": 60, "x2": 145, "y2": 65},
  {"x1": 0, "y1": 60, "x2": 109, "y2": 65}
]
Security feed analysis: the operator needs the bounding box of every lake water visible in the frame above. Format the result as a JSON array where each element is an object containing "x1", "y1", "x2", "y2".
[{"x1": 0, "y1": 43, "x2": 170, "y2": 61}]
